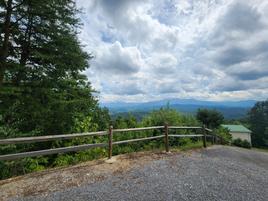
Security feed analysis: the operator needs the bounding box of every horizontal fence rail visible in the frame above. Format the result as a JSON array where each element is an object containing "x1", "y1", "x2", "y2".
[
  {"x1": 0, "y1": 131, "x2": 108, "y2": 145},
  {"x1": 113, "y1": 126, "x2": 164, "y2": 132},
  {"x1": 0, "y1": 143, "x2": 107, "y2": 161},
  {"x1": 205, "y1": 128, "x2": 213, "y2": 132},
  {"x1": 169, "y1": 134, "x2": 204, "y2": 137},
  {"x1": 168, "y1": 126, "x2": 202, "y2": 129},
  {"x1": 0, "y1": 125, "x2": 224, "y2": 161}
]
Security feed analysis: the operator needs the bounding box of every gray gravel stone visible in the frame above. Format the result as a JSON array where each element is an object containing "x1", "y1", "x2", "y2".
[{"x1": 11, "y1": 146, "x2": 268, "y2": 201}]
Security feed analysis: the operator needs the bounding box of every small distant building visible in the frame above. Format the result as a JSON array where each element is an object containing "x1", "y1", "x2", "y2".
[{"x1": 221, "y1": 124, "x2": 252, "y2": 144}]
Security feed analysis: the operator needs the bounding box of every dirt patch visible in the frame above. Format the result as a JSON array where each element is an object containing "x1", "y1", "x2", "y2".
[{"x1": 0, "y1": 150, "x2": 188, "y2": 201}]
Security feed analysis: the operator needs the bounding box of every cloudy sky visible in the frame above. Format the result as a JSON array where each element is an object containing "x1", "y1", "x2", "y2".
[{"x1": 76, "y1": 0, "x2": 268, "y2": 103}]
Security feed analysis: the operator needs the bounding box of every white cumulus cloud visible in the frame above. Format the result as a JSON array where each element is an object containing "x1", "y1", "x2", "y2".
[{"x1": 77, "y1": 0, "x2": 268, "y2": 103}]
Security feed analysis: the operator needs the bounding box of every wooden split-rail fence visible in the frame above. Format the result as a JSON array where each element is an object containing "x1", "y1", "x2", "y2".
[{"x1": 0, "y1": 125, "x2": 223, "y2": 161}]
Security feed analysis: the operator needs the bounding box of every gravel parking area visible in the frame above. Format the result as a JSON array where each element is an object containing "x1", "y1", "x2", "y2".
[{"x1": 4, "y1": 145, "x2": 268, "y2": 201}]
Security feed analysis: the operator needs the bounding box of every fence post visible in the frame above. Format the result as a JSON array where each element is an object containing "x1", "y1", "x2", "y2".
[
  {"x1": 202, "y1": 125, "x2": 207, "y2": 148},
  {"x1": 108, "y1": 125, "x2": 113, "y2": 159},
  {"x1": 164, "y1": 123, "x2": 169, "y2": 152},
  {"x1": 211, "y1": 133, "x2": 214, "y2": 145}
]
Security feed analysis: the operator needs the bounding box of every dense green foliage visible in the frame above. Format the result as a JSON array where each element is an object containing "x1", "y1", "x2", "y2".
[
  {"x1": 0, "y1": 107, "x2": 207, "y2": 179},
  {"x1": 222, "y1": 100, "x2": 268, "y2": 148},
  {"x1": 213, "y1": 127, "x2": 232, "y2": 144},
  {"x1": 232, "y1": 138, "x2": 251, "y2": 149},
  {"x1": 0, "y1": 0, "x2": 110, "y2": 179},
  {"x1": 0, "y1": 0, "x2": 105, "y2": 134},
  {"x1": 111, "y1": 107, "x2": 201, "y2": 156},
  {"x1": 248, "y1": 100, "x2": 268, "y2": 147},
  {"x1": 196, "y1": 109, "x2": 224, "y2": 129}
]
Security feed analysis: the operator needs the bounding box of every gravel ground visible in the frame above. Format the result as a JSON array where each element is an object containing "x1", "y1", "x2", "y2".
[{"x1": 8, "y1": 146, "x2": 268, "y2": 201}]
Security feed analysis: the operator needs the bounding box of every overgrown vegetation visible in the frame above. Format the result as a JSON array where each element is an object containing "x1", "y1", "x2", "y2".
[
  {"x1": 0, "y1": 106, "x2": 212, "y2": 180},
  {"x1": 226, "y1": 99, "x2": 268, "y2": 148},
  {"x1": 248, "y1": 100, "x2": 268, "y2": 148},
  {"x1": 213, "y1": 127, "x2": 232, "y2": 144},
  {"x1": 232, "y1": 139, "x2": 251, "y2": 149},
  {"x1": 0, "y1": 0, "x2": 110, "y2": 179}
]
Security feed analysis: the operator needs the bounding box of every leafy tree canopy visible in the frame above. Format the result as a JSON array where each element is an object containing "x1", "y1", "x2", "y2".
[
  {"x1": 142, "y1": 107, "x2": 198, "y2": 126},
  {"x1": 196, "y1": 109, "x2": 224, "y2": 129},
  {"x1": 248, "y1": 100, "x2": 268, "y2": 147},
  {"x1": 0, "y1": 0, "x2": 110, "y2": 135}
]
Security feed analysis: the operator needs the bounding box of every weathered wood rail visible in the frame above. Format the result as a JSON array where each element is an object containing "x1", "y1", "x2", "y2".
[{"x1": 0, "y1": 125, "x2": 221, "y2": 161}]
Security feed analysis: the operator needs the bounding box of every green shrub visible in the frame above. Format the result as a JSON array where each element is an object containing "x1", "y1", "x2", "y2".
[
  {"x1": 232, "y1": 138, "x2": 251, "y2": 149},
  {"x1": 53, "y1": 154, "x2": 76, "y2": 167},
  {"x1": 232, "y1": 138, "x2": 242, "y2": 146},
  {"x1": 214, "y1": 127, "x2": 232, "y2": 144},
  {"x1": 241, "y1": 140, "x2": 251, "y2": 148}
]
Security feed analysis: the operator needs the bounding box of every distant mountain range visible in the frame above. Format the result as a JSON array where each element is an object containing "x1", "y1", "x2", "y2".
[{"x1": 100, "y1": 99, "x2": 257, "y2": 119}]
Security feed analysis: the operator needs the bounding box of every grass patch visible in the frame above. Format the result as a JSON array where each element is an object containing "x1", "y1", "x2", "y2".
[
  {"x1": 252, "y1": 148, "x2": 268, "y2": 153},
  {"x1": 170, "y1": 141, "x2": 211, "y2": 152}
]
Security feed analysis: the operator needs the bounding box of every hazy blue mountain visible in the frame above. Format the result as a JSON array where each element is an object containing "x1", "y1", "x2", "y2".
[{"x1": 101, "y1": 99, "x2": 256, "y2": 119}]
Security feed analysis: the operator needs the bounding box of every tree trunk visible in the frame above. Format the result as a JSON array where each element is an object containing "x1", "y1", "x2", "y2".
[
  {"x1": 0, "y1": 0, "x2": 13, "y2": 86},
  {"x1": 16, "y1": 4, "x2": 33, "y2": 85}
]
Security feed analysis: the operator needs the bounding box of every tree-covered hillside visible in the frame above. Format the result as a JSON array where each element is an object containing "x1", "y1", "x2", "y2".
[{"x1": 104, "y1": 99, "x2": 255, "y2": 119}]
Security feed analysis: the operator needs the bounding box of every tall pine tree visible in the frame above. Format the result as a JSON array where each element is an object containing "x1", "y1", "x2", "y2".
[{"x1": 0, "y1": 0, "x2": 109, "y2": 135}]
